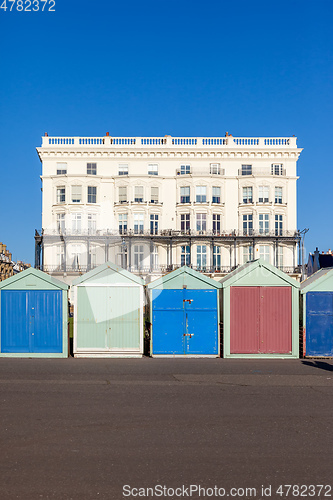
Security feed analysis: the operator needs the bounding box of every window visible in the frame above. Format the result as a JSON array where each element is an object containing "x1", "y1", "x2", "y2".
[
  {"x1": 119, "y1": 186, "x2": 127, "y2": 203},
  {"x1": 197, "y1": 245, "x2": 207, "y2": 270},
  {"x1": 71, "y1": 244, "x2": 82, "y2": 270},
  {"x1": 181, "y1": 214, "x2": 190, "y2": 233},
  {"x1": 71, "y1": 213, "x2": 82, "y2": 233},
  {"x1": 148, "y1": 164, "x2": 158, "y2": 175},
  {"x1": 241, "y1": 165, "x2": 252, "y2": 175},
  {"x1": 277, "y1": 246, "x2": 283, "y2": 268},
  {"x1": 151, "y1": 187, "x2": 159, "y2": 204},
  {"x1": 181, "y1": 246, "x2": 191, "y2": 266},
  {"x1": 180, "y1": 164, "x2": 191, "y2": 175},
  {"x1": 88, "y1": 186, "x2": 97, "y2": 204},
  {"x1": 210, "y1": 163, "x2": 221, "y2": 175},
  {"x1": 213, "y1": 214, "x2": 221, "y2": 235},
  {"x1": 56, "y1": 213, "x2": 65, "y2": 233},
  {"x1": 134, "y1": 245, "x2": 144, "y2": 270},
  {"x1": 134, "y1": 186, "x2": 144, "y2": 203},
  {"x1": 258, "y1": 186, "x2": 269, "y2": 203},
  {"x1": 271, "y1": 164, "x2": 283, "y2": 175},
  {"x1": 243, "y1": 214, "x2": 253, "y2": 235},
  {"x1": 118, "y1": 164, "x2": 128, "y2": 175},
  {"x1": 242, "y1": 187, "x2": 253, "y2": 204},
  {"x1": 180, "y1": 186, "x2": 190, "y2": 204},
  {"x1": 134, "y1": 213, "x2": 144, "y2": 234},
  {"x1": 119, "y1": 214, "x2": 128, "y2": 235},
  {"x1": 150, "y1": 214, "x2": 159, "y2": 235},
  {"x1": 56, "y1": 163, "x2": 67, "y2": 175},
  {"x1": 88, "y1": 213, "x2": 96, "y2": 234},
  {"x1": 89, "y1": 245, "x2": 97, "y2": 268},
  {"x1": 259, "y1": 214, "x2": 269, "y2": 234},
  {"x1": 213, "y1": 246, "x2": 221, "y2": 270},
  {"x1": 152, "y1": 245, "x2": 159, "y2": 269},
  {"x1": 243, "y1": 245, "x2": 254, "y2": 264},
  {"x1": 87, "y1": 163, "x2": 97, "y2": 175},
  {"x1": 57, "y1": 186, "x2": 66, "y2": 204},
  {"x1": 275, "y1": 187, "x2": 283, "y2": 204},
  {"x1": 196, "y1": 213, "x2": 206, "y2": 233},
  {"x1": 71, "y1": 185, "x2": 82, "y2": 203},
  {"x1": 275, "y1": 214, "x2": 283, "y2": 236},
  {"x1": 259, "y1": 245, "x2": 270, "y2": 263},
  {"x1": 56, "y1": 245, "x2": 65, "y2": 269},
  {"x1": 212, "y1": 186, "x2": 221, "y2": 204},
  {"x1": 118, "y1": 242, "x2": 128, "y2": 269},
  {"x1": 196, "y1": 186, "x2": 207, "y2": 203}
]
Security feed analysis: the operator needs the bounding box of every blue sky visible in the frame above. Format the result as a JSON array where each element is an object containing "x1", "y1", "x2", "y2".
[{"x1": 0, "y1": 0, "x2": 332, "y2": 264}]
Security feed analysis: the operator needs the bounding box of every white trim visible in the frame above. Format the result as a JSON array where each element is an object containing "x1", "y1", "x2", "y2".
[
  {"x1": 76, "y1": 283, "x2": 141, "y2": 287},
  {"x1": 74, "y1": 353, "x2": 143, "y2": 358},
  {"x1": 151, "y1": 355, "x2": 219, "y2": 358}
]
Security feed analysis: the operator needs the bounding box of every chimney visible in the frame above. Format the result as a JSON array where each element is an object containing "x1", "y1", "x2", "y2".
[
  {"x1": 106, "y1": 132, "x2": 109, "y2": 136},
  {"x1": 44, "y1": 132, "x2": 48, "y2": 136}
]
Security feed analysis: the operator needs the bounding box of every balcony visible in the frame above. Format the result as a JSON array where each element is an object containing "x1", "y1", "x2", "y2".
[
  {"x1": 114, "y1": 200, "x2": 163, "y2": 207},
  {"x1": 40, "y1": 228, "x2": 299, "y2": 239},
  {"x1": 39, "y1": 262, "x2": 301, "y2": 277},
  {"x1": 238, "y1": 167, "x2": 286, "y2": 176},
  {"x1": 176, "y1": 167, "x2": 226, "y2": 176}
]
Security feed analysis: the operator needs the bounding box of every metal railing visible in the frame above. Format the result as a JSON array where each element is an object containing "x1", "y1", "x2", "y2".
[
  {"x1": 39, "y1": 228, "x2": 300, "y2": 239},
  {"x1": 238, "y1": 168, "x2": 287, "y2": 176},
  {"x1": 39, "y1": 263, "x2": 301, "y2": 275}
]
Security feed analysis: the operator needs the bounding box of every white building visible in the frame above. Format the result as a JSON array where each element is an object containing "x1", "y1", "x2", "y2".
[{"x1": 35, "y1": 133, "x2": 302, "y2": 286}]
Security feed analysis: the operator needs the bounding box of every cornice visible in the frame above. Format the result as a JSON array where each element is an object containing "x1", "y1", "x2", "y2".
[{"x1": 37, "y1": 149, "x2": 302, "y2": 160}]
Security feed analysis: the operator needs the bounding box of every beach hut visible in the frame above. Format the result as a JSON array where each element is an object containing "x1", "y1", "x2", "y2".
[
  {"x1": 147, "y1": 266, "x2": 222, "y2": 357},
  {"x1": 220, "y1": 259, "x2": 300, "y2": 358},
  {"x1": 301, "y1": 267, "x2": 333, "y2": 357},
  {"x1": 0, "y1": 268, "x2": 69, "y2": 357},
  {"x1": 73, "y1": 262, "x2": 144, "y2": 357}
]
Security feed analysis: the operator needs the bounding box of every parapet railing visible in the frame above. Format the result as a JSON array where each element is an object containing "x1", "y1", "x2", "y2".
[{"x1": 41, "y1": 136, "x2": 298, "y2": 148}]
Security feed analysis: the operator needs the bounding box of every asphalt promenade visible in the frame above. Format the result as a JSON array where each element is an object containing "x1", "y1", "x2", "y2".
[{"x1": 0, "y1": 358, "x2": 332, "y2": 500}]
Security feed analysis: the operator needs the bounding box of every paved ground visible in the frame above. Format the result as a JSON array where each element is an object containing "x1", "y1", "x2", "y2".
[{"x1": 0, "y1": 358, "x2": 332, "y2": 499}]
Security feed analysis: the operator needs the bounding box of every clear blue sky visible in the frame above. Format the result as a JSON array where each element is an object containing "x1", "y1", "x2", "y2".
[{"x1": 0, "y1": 0, "x2": 332, "y2": 264}]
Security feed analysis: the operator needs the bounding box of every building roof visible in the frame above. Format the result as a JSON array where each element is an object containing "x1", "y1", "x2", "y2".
[
  {"x1": 72, "y1": 262, "x2": 144, "y2": 286},
  {"x1": 219, "y1": 259, "x2": 300, "y2": 288},
  {"x1": 147, "y1": 265, "x2": 222, "y2": 289},
  {"x1": 319, "y1": 254, "x2": 333, "y2": 268},
  {"x1": 0, "y1": 267, "x2": 68, "y2": 290},
  {"x1": 300, "y1": 267, "x2": 333, "y2": 292}
]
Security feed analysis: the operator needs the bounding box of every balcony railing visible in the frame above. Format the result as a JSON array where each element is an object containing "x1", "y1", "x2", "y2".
[
  {"x1": 114, "y1": 201, "x2": 163, "y2": 206},
  {"x1": 39, "y1": 263, "x2": 301, "y2": 275},
  {"x1": 176, "y1": 168, "x2": 226, "y2": 176},
  {"x1": 238, "y1": 168, "x2": 287, "y2": 176},
  {"x1": 39, "y1": 228, "x2": 300, "y2": 239}
]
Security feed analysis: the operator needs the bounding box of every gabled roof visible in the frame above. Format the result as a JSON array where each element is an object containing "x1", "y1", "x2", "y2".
[
  {"x1": 301, "y1": 267, "x2": 333, "y2": 292},
  {"x1": 72, "y1": 262, "x2": 144, "y2": 286},
  {"x1": 219, "y1": 259, "x2": 300, "y2": 288},
  {"x1": 147, "y1": 265, "x2": 222, "y2": 289},
  {"x1": 0, "y1": 267, "x2": 68, "y2": 290}
]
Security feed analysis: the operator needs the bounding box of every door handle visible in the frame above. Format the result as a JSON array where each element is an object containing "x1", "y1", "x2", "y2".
[{"x1": 184, "y1": 333, "x2": 194, "y2": 337}]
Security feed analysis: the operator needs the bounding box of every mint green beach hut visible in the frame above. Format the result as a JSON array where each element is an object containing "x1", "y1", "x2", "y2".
[{"x1": 73, "y1": 262, "x2": 144, "y2": 358}]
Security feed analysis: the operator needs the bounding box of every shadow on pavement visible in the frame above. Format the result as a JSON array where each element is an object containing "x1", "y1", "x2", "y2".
[{"x1": 301, "y1": 360, "x2": 333, "y2": 372}]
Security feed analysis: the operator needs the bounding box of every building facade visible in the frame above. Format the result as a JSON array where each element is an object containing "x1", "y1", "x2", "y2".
[
  {"x1": 35, "y1": 134, "x2": 302, "y2": 285},
  {"x1": 0, "y1": 242, "x2": 30, "y2": 281}
]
